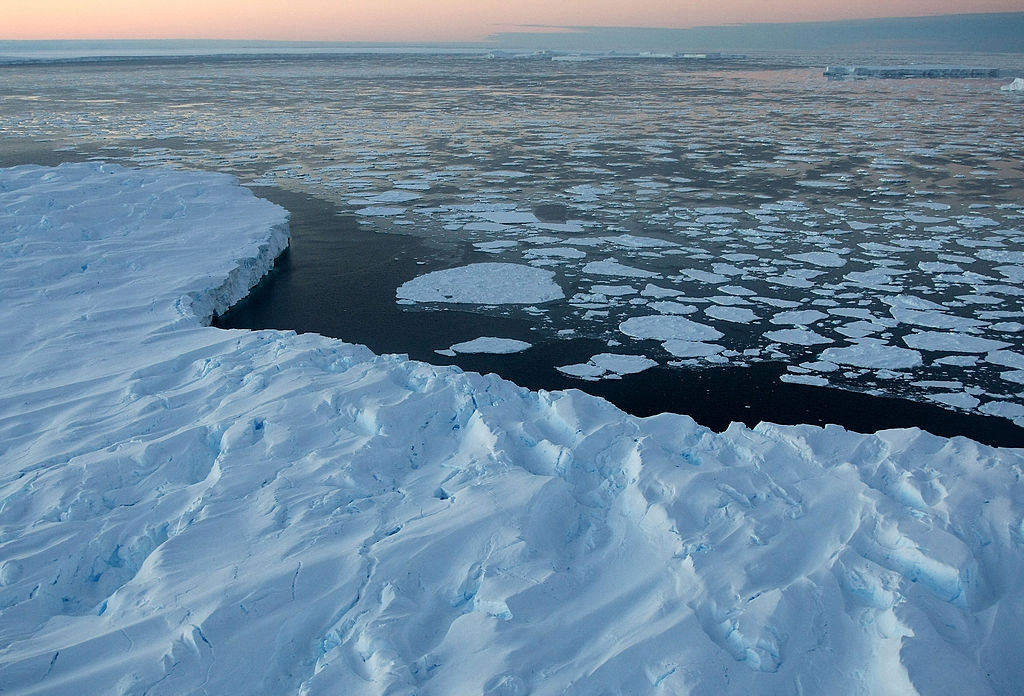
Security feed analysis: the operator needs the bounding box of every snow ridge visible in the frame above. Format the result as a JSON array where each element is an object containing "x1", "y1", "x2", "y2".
[{"x1": 3, "y1": 164, "x2": 1024, "y2": 695}]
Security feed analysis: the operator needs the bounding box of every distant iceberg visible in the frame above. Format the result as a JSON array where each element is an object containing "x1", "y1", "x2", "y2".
[
  {"x1": 825, "y1": 65, "x2": 1000, "y2": 79},
  {"x1": 1001, "y1": 77, "x2": 1024, "y2": 91}
]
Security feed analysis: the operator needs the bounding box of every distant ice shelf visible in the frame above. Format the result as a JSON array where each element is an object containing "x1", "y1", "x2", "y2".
[{"x1": 825, "y1": 65, "x2": 1000, "y2": 79}]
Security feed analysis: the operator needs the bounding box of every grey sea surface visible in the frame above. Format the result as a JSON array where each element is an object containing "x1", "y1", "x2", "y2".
[{"x1": 2, "y1": 51, "x2": 1023, "y2": 442}]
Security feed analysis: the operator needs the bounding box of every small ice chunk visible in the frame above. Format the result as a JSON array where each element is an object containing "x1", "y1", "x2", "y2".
[
  {"x1": 771, "y1": 310, "x2": 828, "y2": 326},
  {"x1": 651, "y1": 301, "x2": 698, "y2": 315},
  {"x1": 663, "y1": 340, "x2": 726, "y2": 358},
  {"x1": 557, "y1": 363, "x2": 604, "y2": 379},
  {"x1": 361, "y1": 190, "x2": 421, "y2": 204},
  {"x1": 449, "y1": 337, "x2": 532, "y2": 354},
  {"x1": 1000, "y1": 371, "x2": 1024, "y2": 385},
  {"x1": 764, "y1": 328, "x2": 832, "y2": 346},
  {"x1": 835, "y1": 321, "x2": 884, "y2": 338},
  {"x1": 935, "y1": 355, "x2": 979, "y2": 366},
  {"x1": 356, "y1": 206, "x2": 406, "y2": 217},
  {"x1": 928, "y1": 392, "x2": 982, "y2": 409},
  {"x1": 694, "y1": 206, "x2": 743, "y2": 215},
  {"x1": 780, "y1": 374, "x2": 830, "y2": 387},
  {"x1": 705, "y1": 305, "x2": 759, "y2": 323},
  {"x1": 682, "y1": 269, "x2": 729, "y2": 284},
  {"x1": 567, "y1": 183, "x2": 616, "y2": 201},
  {"x1": 991, "y1": 322, "x2": 1024, "y2": 333},
  {"x1": 720, "y1": 285, "x2": 757, "y2": 296},
  {"x1": 583, "y1": 259, "x2": 661, "y2": 278},
  {"x1": 987, "y1": 351, "x2": 1024, "y2": 369},
  {"x1": 557, "y1": 353, "x2": 657, "y2": 380},
  {"x1": 591, "y1": 285, "x2": 637, "y2": 296},
  {"x1": 890, "y1": 307, "x2": 986, "y2": 331},
  {"x1": 801, "y1": 360, "x2": 840, "y2": 372},
  {"x1": 642, "y1": 283, "x2": 683, "y2": 298},
  {"x1": 525, "y1": 247, "x2": 587, "y2": 260},
  {"x1": 607, "y1": 234, "x2": 679, "y2": 249},
  {"x1": 918, "y1": 261, "x2": 961, "y2": 273},
  {"x1": 474, "y1": 240, "x2": 518, "y2": 253},
  {"x1": 591, "y1": 353, "x2": 658, "y2": 375},
  {"x1": 980, "y1": 400, "x2": 1024, "y2": 422},
  {"x1": 476, "y1": 210, "x2": 540, "y2": 224},
  {"x1": 788, "y1": 252, "x2": 847, "y2": 268}
]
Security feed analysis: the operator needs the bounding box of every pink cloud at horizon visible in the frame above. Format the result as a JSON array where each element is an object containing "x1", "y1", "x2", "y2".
[{"x1": 4, "y1": 0, "x2": 1022, "y2": 41}]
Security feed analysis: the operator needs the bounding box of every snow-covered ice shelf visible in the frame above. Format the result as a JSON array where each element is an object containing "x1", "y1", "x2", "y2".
[{"x1": 3, "y1": 163, "x2": 1024, "y2": 695}]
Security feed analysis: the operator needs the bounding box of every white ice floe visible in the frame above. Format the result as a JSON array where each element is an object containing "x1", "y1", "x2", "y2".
[
  {"x1": 642, "y1": 283, "x2": 684, "y2": 298},
  {"x1": 902, "y1": 331, "x2": 1011, "y2": 354},
  {"x1": 355, "y1": 205, "x2": 407, "y2": 217},
  {"x1": 682, "y1": 268, "x2": 729, "y2": 284},
  {"x1": 396, "y1": 262, "x2": 563, "y2": 304},
  {"x1": 1001, "y1": 77, "x2": 1024, "y2": 91},
  {"x1": 987, "y1": 351, "x2": 1024, "y2": 369},
  {"x1": 787, "y1": 251, "x2": 847, "y2": 268},
  {"x1": 566, "y1": 183, "x2": 615, "y2": 201},
  {"x1": 4, "y1": 164, "x2": 1024, "y2": 696},
  {"x1": 662, "y1": 340, "x2": 726, "y2": 357},
  {"x1": 582, "y1": 258, "x2": 661, "y2": 278},
  {"x1": 705, "y1": 305, "x2": 759, "y2": 323},
  {"x1": 473, "y1": 240, "x2": 518, "y2": 253},
  {"x1": 354, "y1": 190, "x2": 421, "y2": 204},
  {"x1": 764, "y1": 328, "x2": 833, "y2": 346},
  {"x1": 557, "y1": 352, "x2": 658, "y2": 380},
  {"x1": 447, "y1": 337, "x2": 532, "y2": 354},
  {"x1": 889, "y1": 307, "x2": 987, "y2": 331},
  {"x1": 771, "y1": 309, "x2": 829, "y2": 325},
  {"x1": 780, "y1": 373, "x2": 831, "y2": 387},
  {"x1": 474, "y1": 210, "x2": 539, "y2": 224},
  {"x1": 929, "y1": 392, "x2": 982, "y2": 410},
  {"x1": 620, "y1": 314, "x2": 724, "y2": 342},
  {"x1": 524, "y1": 246, "x2": 587, "y2": 260},
  {"x1": 590, "y1": 284, "x2": 637, "y2": 296},
  {"x1": 651, "y1": 301, "x2": 698, "y2": 315},
  {"x1": 821, "y1": 342, "x2": 924, "y2": 370}
]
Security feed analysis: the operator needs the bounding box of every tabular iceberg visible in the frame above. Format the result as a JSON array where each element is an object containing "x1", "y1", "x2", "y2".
[{"x1": 3, "y1": 163, "x2": 1024, "y2": 695}]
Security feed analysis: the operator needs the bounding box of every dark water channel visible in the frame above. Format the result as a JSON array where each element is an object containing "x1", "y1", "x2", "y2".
[{"x1": 215, "y1": 188, "x2": 1024, "y2": 447}]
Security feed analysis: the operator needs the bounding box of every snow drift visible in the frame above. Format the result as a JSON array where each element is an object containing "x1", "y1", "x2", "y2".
[{"x1": 3, "y1": 163, "x2": 1024, "y2": 695}]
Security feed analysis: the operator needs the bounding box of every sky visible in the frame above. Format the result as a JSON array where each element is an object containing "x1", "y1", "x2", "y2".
[{"x1": 4, "y1": 0, "x2": 1023, "y2": 42}]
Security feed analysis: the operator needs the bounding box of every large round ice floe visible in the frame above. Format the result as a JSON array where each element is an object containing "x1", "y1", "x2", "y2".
[
  {"x1": 448, "y1": 337, "x2": 532, "y2": 354},
  {"x1": 396, "y1": 262, "x2": 563, "y2": 304},
  {"x1": 620, "y1": 315, "x2": 724, "y2": 342}
]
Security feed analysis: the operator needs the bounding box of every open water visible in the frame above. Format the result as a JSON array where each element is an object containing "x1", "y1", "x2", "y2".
[{"x1": 2, "y1": 50, "x2": 1023, "y2": 443}]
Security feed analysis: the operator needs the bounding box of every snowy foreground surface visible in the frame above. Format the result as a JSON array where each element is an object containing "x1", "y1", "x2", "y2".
[{"x1": 3, "y1": 163, "x2": 1024, "y2": 696}]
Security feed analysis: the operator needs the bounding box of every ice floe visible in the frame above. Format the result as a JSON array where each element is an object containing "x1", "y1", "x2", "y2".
[
  {"x1": 445, "y1": 337, "x2": 532, "y2": 354},
  {"x1": 556, "y1": 352, "x2": 658, "y2": 380},
  {"x1": 396, "y1": 263, "x2": 563, "y2": 304},
  {"x1": 620, "y1": 315, "x2": 724, "y2": 342},
  {"x1": 821, "y1": 342, "x2": 924, "y2": 370}
]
